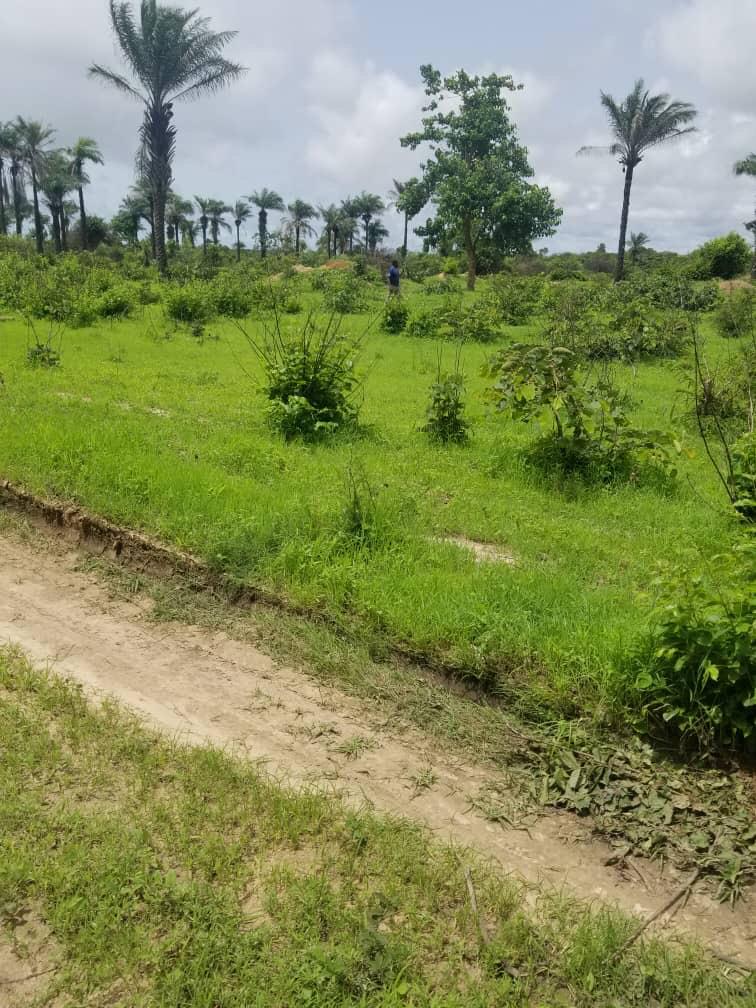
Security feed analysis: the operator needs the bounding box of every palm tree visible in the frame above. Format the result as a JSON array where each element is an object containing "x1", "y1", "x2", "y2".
[
  {"x1": 69, "y1": 137, "x2": 104, "y2": 250},
  {"x1": 283, "y1": 199, "x2": 317, "y2": 255},
  {"x1": 112, "y1": 190, "x2": 149, "y2": 245},
  {"x1": 318, "y1": 203, "x2": 340, "y2": 258},
  {"x1": 194, "y1": 196, "x2": 212, "y2": 252},
  {"x1": 340, "y1": 197, "x2": 360, "y2": 252},
  {"x1": 353, "y1": 191, "x2": 385, "y2": 252},
  {"x1": 206, "y1": 199, "x2": 231, "y2": 245},
  {"x1": 165, "y1": 193, "x2": 193, "y2": 244},
  {"x1": 1, "y1": 124, "x2": 28, "y2": 237},
  {"x1": 15, "y1": 117, "x2": 56, "y2": 253},
  {"x1": 249, "y1": 188, "x2": 284, "y2": 258},
  {"x1": 579, "y1": 80, "x2": 697, "y2": 281},
  {"x1": 389, "y1": 177, "x2": 426, "y2": 256},
  {"x1": 232, "y1": 199, "x2": 251, "y2": 261},
  {"x1": 41, "y1": 150, "x2": 77, "y2": 252},
  {"x1": 367, "y1": 219, "x2": 389, "y2": 252},
  {"x1": 0, "y1": 122, "x2": 15, "y2": 236},
  {"x1": 89, "y1": 0, "x2": 244, "y2": 273},
  {"x1": 628, "y1": 231, "x2": 650, "y2": 265},
  {"x1": 182, "y1": 218, "x2": 199, "y2": 247}
]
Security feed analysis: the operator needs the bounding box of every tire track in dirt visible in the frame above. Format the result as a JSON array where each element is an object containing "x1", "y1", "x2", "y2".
[{"x1": 0, "y1": 531, "x2": 753, "y2": 963}]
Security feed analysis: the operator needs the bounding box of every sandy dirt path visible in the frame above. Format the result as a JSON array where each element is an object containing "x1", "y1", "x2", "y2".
[{"x1": 0, "y1": 530, "x2": 753, "y2": 963}]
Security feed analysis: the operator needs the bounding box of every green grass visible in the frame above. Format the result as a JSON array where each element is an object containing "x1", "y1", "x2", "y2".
[
  {"x1": 1, "y1": 646, "x2": 751, "y2": 1007},
  {"x1": 0, "y1": 277, "x2": 745, "y2": 720}
]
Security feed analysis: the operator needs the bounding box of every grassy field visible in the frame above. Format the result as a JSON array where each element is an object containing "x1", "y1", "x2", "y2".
[
  {"x1": 0, "y1": 274, "x2": 744, "y2": 720},
  {"x1": 1, "y1": 645, "x2": 751, "y2": 1007}
]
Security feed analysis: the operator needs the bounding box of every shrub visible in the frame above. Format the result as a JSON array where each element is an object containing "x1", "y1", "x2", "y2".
[
  {"x1": 444, "y1": 300, "x2": 501, "y2": 343},
  {"x1": 242, "y1": 312, "x2": 361, "y2": 439},
  {"x1": 714, "y1": 287, "x2": 755, "y2": 339},
  {"x1": 96, "y1": 284, "x2": 135, "y2": 319},
  {"x1": 582, "y1": 302, "x2": 689, "y2": 361},
  {"x1": 422, "y1": 275, "x2": 462, "y2": 296},
  {"x1": 322, "y1": 272, "x2": 368, "y2": 314},
  {"x1": 690, "y1": 233, "x2": 751, "y2": 280},
  {"x1": 403, "y1": 251, "x2": 444, "y2": 281},
  {"x1": 634, "y1": 539, "x2": 756, "y2": 750},
  {"x1": 212, "y1": 275, "x2": 252, "y2": 318},
  {"x1": 380, "y1": 297, "x2": 409, "y2": 333},
  {"x1": 165, "y1": 283, "x2": 214, "y2": 324},
  {"x1": 406, "y1": 310, "x2": 443, "y2": 341},
  {"x1": 615, "y1": 271, "x2": 721, "y2": 312},
  {"x1": 486, "y1": 276, "x2": 544, "y2": 325},
  {"x1": 422, "y1": 371, "x2": 468, "y2": 443},
  {"x1": 486, "y1": 343, "x2": 678, "y2": 480},
  {"x1": 730, "y1": 432, "x2": 756, "y2": 521}
]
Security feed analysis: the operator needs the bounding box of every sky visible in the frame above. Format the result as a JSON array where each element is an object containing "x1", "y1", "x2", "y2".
[{"x1": 4, "y1": 0, "x2": 756, "y2": 253}]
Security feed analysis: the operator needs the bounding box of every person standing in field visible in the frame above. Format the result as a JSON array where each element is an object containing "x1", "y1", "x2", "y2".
[{"x1": 388, "y1": 259, "x2": 400, "y2": 295}]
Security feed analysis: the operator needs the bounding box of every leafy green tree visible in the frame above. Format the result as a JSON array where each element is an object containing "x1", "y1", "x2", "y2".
[
  {"x1": 71, "y1": 213, "x2": 110, "y2": 250},
  {"x1": 367, "y1": 219, "x2": 389, "y2": 251},
  {"x1": 352, "y1": 191, "x2": 385, "y2": 252},
  {"x1": 580, "y1": 80, "x2": 697, "y2": 281},
  {"x1": 112, "y1": 192, "x2": 147, "y2": 245},
  {"x1": 389, "y1": 176, "x2": 426, "y2": 255},
  {"x1": 15, "y1": 117, "x2": 56, "y2": 253},
  {"x1": 207, "y1": 199, "x2": 231, "y2": 244},
  {"x1": 317, "y1": 203, "x2": 340, "y2": 258},
  {"x1": 402, "y1": 67, "x2": 561, "y2": 290},
  {"x1": 628, "y1": 231, "x2": 650, "y2": 265},
  {"x1": 232, "y1": 199, "x2": 251, "y2": 260},
  {"x1": 165, "y1": 193, "x2": 193, "y2": 244},
  {"x1": 68, "y1": 137, "x2": 104, "y2": 250},
  {"x1": 284, "y1": 199, "x2": 317, "y2": 254},
  {"x1": 339, "y1": 197, "x2": 361, "y2": 252},
  {"x1": 249, "y1": 188, "x2": 284, "y2": 257},
  {"x1": 90, "y1": 0, "x2": 244, "y2": 273}
]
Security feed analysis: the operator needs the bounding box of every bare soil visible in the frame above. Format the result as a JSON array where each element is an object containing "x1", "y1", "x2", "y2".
[{"x1": 0, "y1": 529, "x2": 754, "y2": 964}]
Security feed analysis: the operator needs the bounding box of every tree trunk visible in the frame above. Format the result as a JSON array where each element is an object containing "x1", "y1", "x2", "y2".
[
  {"x1": 78, "y1": 184, "x2": 88, "y2": 250},
  {"x1": 148, "y1": 196, "x2": 156, "y2": 261},
  {"x1": 11, "y1": 166, "x2": 22, "y2": 235},
  {"x1": 403, "y1": 211, "x2": 408, "y2": 256},
  {"x1": 201, "y1": 220, "x2": 207, "y2": 253},
  {"x1": 0, "y1": 163, "x2": 7, "y2": 236},
  {"x1": 51, "y1": 207, "x2": 61, "y2": 253},
  {"x1": 463, "y1": 216, "x2": 476, "y2": 291},
  {"x1": 154, "y1": 190, "x2": 167, "y2": 275},
  {"x1": 259, "y1": 209, "x2": 267, "y2": 258},
  {"x1": 61, "y1": 208, "x2": 68, "y2": 252},
  {"x1": 31, "y1": 166, "x2": 43, "y2": 254},
  {"x1": 614, "y1": 164, "x2": 634, "y2": 282},
  {"x1": 295, "y1": 225, "x2": 300, "y2": 255},
  {"x1": 236, "y1": 222, "x2": 241, "y2": 262}
]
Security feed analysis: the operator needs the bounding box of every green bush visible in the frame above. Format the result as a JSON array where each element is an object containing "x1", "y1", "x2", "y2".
[
  {"x1": 422, "y1": 372, "x2": 468, "y2": 443},
  {"x1": 212, "y1": 275, "x2": 252, "y2": 318},
  {"x1": 403, "y1": 251, "x2": 444, "y2": 281},
  {"x1": 731, "y1": 432, "x2": 756, "y2": 522},
  {"x1": 444, "y1": 300, "x2": 502, "y2": 343},
  {"x1": 634, "y1": 539, "x2": 756, "y2": 750},
  {"x1": 380, "y1": 297, "x2": 409, "y2": 333},
  {"x1": 615, "y1": 271, "x2": 721, "y2": 312},
  {"x1": 582, "y1": 302, "x2": 689, "y2": 361},
  {"x1": 486, "y1": 276, "x2": 544, "y2": 325},
  {"x1": 165, "y1": 283, "x2": 214, "y2": 325},
  {"x1": 486, "y1": 343, "x2": 678, "y2": 481},
  {"x1": 422, "y1": 275, "x2": 462, "y2": 296},
  {"x1": 245, "y1": 313, "x2": 361, "y2": 440},
  {"x1": 714, "y1": 287, "x2": 755, "y2": 339},
  {"x1": 406, "y1": 310, "x2": 443, "y2": 341},
  {"x1": 322, "y1": 272, "x2": 368, "y2": 314},
  {"x1": 691, "y1": 233, "x2": 751, "y2": 280},
  {"x1": 96, "y1": 284, "x2": 135, "y2": 319}
]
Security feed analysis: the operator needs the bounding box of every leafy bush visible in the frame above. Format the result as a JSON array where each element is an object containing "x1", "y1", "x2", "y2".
[
  {"x1": 164, "y1": 283, "x2": 214, "y2": 324},
  {"x1": 444, "y1": 299, "x2": 502, "y2": 343},
  {"x1": 403, "y1": 251, "x2": 445, "y2": 281},
  {"x1": 714, "y1": 287, "x2": 755, "y2": 340},
  {"x1": 322, "y1": 272, "x2": 368, "y2": 314},
  {"x1": 690, "y1": 233, "x2": 751, "y2": 280},
  {"x1": 422, "y1": 275, "x2": 461, "y2": 296},
  {"x1": 96, "y1": 284, "x2": 135, "y2": 319},
  {"x1": 486, "y1": 343, "x2": 678, "y2": 480},
  {"x1": 615, "y1": 271, "x2": 721, "y2": 312},
  {"x1": 406, "y1": 310, "x2": 443, "y2": 341},
  {"x1": 212, "y1": 275, "x2": 252, "y2": 318},
  {"x1": 486, "y1": 276, "x2": 544, "y2": 325},
  {"x1": 422, "y1": 371, "x2": 468, "y2": 443},
  {"x1": 730, "y1": 432, "x2": 756, "y2": 521},
  {"x1": 582, "y1": 302, "x2": 689, "y2": 361},
  {"x1": 380, "y1": 297, "x2": 409, "y2": 333},
  {"x1": 243, "y1": 313, "x2": 361, "y2": 439},
  {"x1": 634, "y1": 539, "x2": 756, "y2": 750}
]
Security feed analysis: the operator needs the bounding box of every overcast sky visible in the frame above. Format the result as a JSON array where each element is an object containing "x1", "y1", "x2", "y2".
[{"x1": 4, "y1": 0, "x2": 756, "y2": 252}]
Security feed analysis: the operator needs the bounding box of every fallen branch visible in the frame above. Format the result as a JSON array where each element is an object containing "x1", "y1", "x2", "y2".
[{"x1": 611, "y1": 867, "x2": 702, "y2": 962}]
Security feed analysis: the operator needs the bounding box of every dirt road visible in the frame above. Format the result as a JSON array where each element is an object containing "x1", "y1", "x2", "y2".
[{"x1": 0, "y1": 527, "x2": 753, "y2": 963}]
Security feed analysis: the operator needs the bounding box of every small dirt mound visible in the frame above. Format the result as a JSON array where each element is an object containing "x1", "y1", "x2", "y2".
[{"x1": 437, "y1": 535, "x2": 516, "y2": 566}]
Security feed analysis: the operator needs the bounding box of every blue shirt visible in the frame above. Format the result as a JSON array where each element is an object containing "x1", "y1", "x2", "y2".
[{"x1": 388, "y1": 266, "x2": 400, "y2": 287}]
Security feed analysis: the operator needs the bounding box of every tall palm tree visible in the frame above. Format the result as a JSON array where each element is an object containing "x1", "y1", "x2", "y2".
[
  {"x1": 283, "y1": 199, "x2": 317, "y2": 255},
  {"x1": 340, "y1": 197, "x2": 360, "y2": 252},
  {"x1": 2, "y1": 125, "x2": 28, "y2": 237},
  {"x1": 317, "y1": 203, "x2": 340, "y2": 258},
  {"x1": 165, "y1": 193, "x2": 193, "y2": 244},
  {"x1": 367, "y1": 219, "x2": 389, "y2": 252},
  {"x1": 41, "y1": 150, "x2": 77, "y2": 252},
  {"x1": 194, "y1": 196, "x2": 212, "y2": 252},
  {"x1": 352, "y1": 191, "x2": 385, "y2": 252},
  {"x1": 579, "y1": 80, "x2": 697, "y2": 281},
  {"x1": 89, "y1": 0, "x2": 244, "y2": 273},
  {"x1": 182, "y1": 218, "x2": 198, "y2": 247},
  {"x1": 0, "y1": 122, "x2": 15, "y2": 236},
  {"x1": 249, "y1": 188, "x2": 284, "y2": 258},
  {"x1": 207, "y1": 199, "x2": 231, "y2": 245},
  {"x1": 628, "y1": 231, "x2": 650, "y2": 265},
  {"x1": 69, "y1": 137, "x2": 104, "y2": 250},
  {"x1": 15, "y1": 117, "x2": 56, "y2": 253},
  {"x1": 232, "y1": 199, "x2": 251, "y2": 261},
  {"x1": 388, "y1": 177, "x2": 426, "y2": 256}
]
